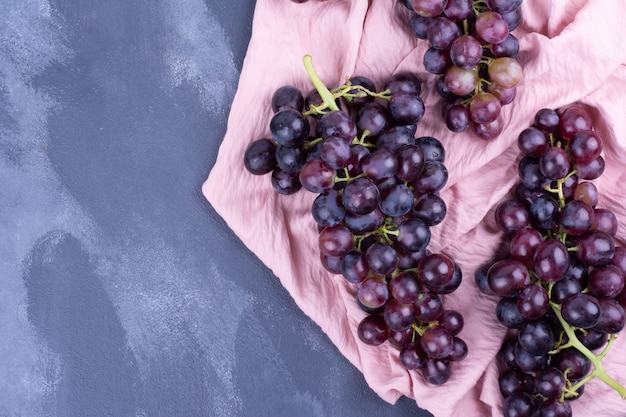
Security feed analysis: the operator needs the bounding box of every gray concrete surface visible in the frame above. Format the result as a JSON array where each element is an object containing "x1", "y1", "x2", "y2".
[{"x1": 0, "y1": 1, "x2": 433, "y2": 416}]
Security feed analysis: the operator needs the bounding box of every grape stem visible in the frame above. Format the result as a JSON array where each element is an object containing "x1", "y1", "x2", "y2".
[
  {"x1": 303, "y1": 55, "x2": 340, "y2": 113},
  {"x1": 551, "y1": 302, "x2": 626, "y2": 399}
]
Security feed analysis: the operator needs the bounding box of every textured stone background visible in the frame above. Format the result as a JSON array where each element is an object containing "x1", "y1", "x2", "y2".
[{"x1": 0, "y1": 1, "x2": 432, "y2": 416}]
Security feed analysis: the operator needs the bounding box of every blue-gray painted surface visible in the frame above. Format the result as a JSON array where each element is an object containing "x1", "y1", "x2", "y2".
[{"x1": 0, "y1": 1, "x2": 433, "y2": 416}]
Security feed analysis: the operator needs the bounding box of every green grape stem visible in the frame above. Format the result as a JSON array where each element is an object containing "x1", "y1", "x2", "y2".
[
  {"x1": 551, "y1": 302, "x2": 626, "y2": 399},
  {"x1": 303, "y1": 54, "x2": 340, "y2": 113}
]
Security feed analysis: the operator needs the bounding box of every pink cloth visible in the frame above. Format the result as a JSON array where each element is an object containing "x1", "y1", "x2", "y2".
[{"x1": 203, "y1": 0, "x2": 626, "y2": 415}]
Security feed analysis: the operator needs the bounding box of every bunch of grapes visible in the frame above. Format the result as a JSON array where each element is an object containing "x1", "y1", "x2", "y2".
[
  {"x1": 400, "y1": 0, "x2": 524, "y2": 139},
  {"x1": 476, "y1": 106, "x2": 626, "y2": 416},
  {"x1": 244, "y1": 55, "x2": 468, "y2": 385}
]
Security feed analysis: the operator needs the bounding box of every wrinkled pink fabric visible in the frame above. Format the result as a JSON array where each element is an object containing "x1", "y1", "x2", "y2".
[{"x1": 203, "y1": 0, "x2": 626, "y2": 415}]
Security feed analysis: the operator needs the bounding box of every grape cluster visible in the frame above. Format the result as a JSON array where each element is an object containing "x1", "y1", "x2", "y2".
[
  {"x1": 400, "y1": 0, "x2": 524, "y2": 139},
  {"x1": 244, "y1": 55, "x2": 468, "y2": 385},
  {"x1": 476, "y1": 106, "x2": 626, "y2": 416}
]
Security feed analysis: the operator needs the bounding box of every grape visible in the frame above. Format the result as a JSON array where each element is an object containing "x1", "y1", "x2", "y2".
[
  {"x1": 356, "y1": 102, "x2": 390, "y2": 137},
  {"x1": 420, "y1": 326, "x2": 454, "y2": 359},
  {"x1": 344, "y1": 208, "x2": 385, "y2": 233},
  {"x1": 591, "y1": 208, "x2": 618, "y2": 236},
  {"x1": 444, "y1": 65, "x2": 479, "y2": 96},
  {"x1": 558, "y1": 105, "x2": 593, "y2": 140},
  {"x1": 244, "y1": 138, "x2": 278, "y2": 175},
  {"x1": 427, "y1": 16, "x2": 461, "y2": 50},
  {"x1": 538, "y1": 398, "x2": 572, "y2": 417},
  {"x1": 497, "y1": 297, "x2": 526, "y2": 329},
  {"x1": 395, "y1": 144, "x2": 425, "y2": 181},
  {"x1": 516, "y1": 285, "x2": 549, "y2": 320},
  {"x1": 471, "y1": 116, "x2": 504, "y2": 140},
  {"x1": 534, "y1": 108, "x2": 560, "y2": 133},
  {"x1": 502, "y1": 392, "x2": 535, "y2": 417},
  {"x1": 530, "y1": 195, "x2": 559, "y2": 230},
  {"x1": 312, "y1": 190, "x2": 346, "y2": 227},
  {"x1": 342, "y1": 177, "x2": 380, "y2": 214},
  {"x1": 438, "y1": 309, "x2": 464, "y2": 336},
  {"x1": 499, "y1": 368, "x2": 535, "y2": 397},
  {"x1": 518, "y1": 319, "x2": 554, "y2": 355},
  {"x1": 560, "y1": 200, "x2": 594, "y2": 236},
  {"x1": 357, "y1": 277, "x2": 390, "y2": 309},
  {"x1": 569, "y1": 130, "x2": 603, "y2": 163},
  {"x1": 358, "y1": 315, "x2": 390, "y2": 346},
  {"x1": 444, "y1": 103, "x2": 471, "y2": 132},
  {"x1": 389, "y1": 271, "x2": 420, "y2": 304},
  {"x1": 415, "y1": 136, "x2": 446, "y2": 162},
  {"x1": 389, "y1": 328, "x2": 414, "y2": 350},
  {"x1": 384, "y1": 299, "x2": 417, "y2": 332},
  {"x1": 411, "y1": 0, "x2": 448, "y2": 17},
  {"x1": 276, "y1": 143, "x2": 307, "y2": 173},
  {"x1": 318, "y1": 225, "x2": 353, "y2": 257},
  {"x1": 495, "y1": 200, "x2": 530, "y2": 234},
  {"x1": 539, "y1": 146, "x2": 570, "y2": 180},
  {"x1": 317, "y1": 110, "x2": 356, "y2": 142},
  {"x1": 534, "y1": 367, "x2": 565, "y2": 399},
  {"x1": 413, "y1": 193, "x2": 447, "y2": 225},
  {"x1": 345, "y1": 75, "x2": 377, "y2": 106},
  {"x1": 510, "y1": 227, "x2": 543, "y2": 266},
  {"x1": 389, "y1": 93, "x2": 425, "y2": 125},
  {"x1": 469, "y1": 92, "x2": 502, "y2": 124},
  {"x1": 550, "y1": 277, "x2": 581, "y2": 304},
  {"x1": 573, "y1": 181, "x2": 598, "y2": 207},
  {"x1": 488, "y1": 57, "x2": 523, "y2": 89},
  {"x1": 475, "y1": 11, "x2": 509, "y2": 44},
  {"x1": 362, "y1": 148, "x2": 398, "y2": 181},
  {"x1": 377, "y1": 126, "x2": 416, "y2": 153},
  {"x1": 299, "y1": 159, "x2": 335, "y2": 193},
  {"x1": 271, "y1": 168, "x2": 302, "y2": 194},
  {"x1": 596, "y1": 298, "x2": 626, "y2": 333},
  {"x1": 397, "y1": 218, "x2": 431, "y2": 252},
  {"x1": 423, "y1": 47, "x2": 453, "y2": 75},
  {"x1": 320, "y1": 136, "x2": 351, "y2": 169},
  {"x1": 587, "y1": 265, "x2": 625, "y2": 298},
  {"x1": 533, "y1": 239, "x2": 569, "y2": 282},
  {"x1": 365, "y1": 242, "x2": 399, "y2": 275},
  {"x1": 518, "y1": 156, "x2": 549, "y2": 191},
  {"x1": 487, "y1": 0, "x2": 523, "y2": 14},
  {"x1": 417, "y1": 253, "x2": 456, "y2": 292},
  {"x1": 270, "y1": 109, "x2": 310, "y2": 146},
  {"x1": 380, "y1": 184, "x2": 415, "y2": 216},
  {"x1": 487, "y1": 259, "x2": 530, "y2": 297},
  {"x1": 399, "y1": 342, "x2": 428, "y2": 369},
  {"x1": 272, "y1": 85, "x2": 304, "y2": 112},
  {"x1": 514, "y1": 341, "x2": 548, "y2": 373},
  {"x1": 561, "y1": 293, "x2": 601, "y2": 328},
  {"x1": 576, "y1": 230, "x2": 615, "y2": 266},
  {"x1": 409, "y1": 13, "x2": 431, "y2": 39},
  {"x1": 488, "y1": 84, "x2": 517, "y2": 105},
  {"x1": 552, "y1": 348, "x2": 591, "y2": 380},
  {"x1": 491, "y1": 34, "x2": 520, "y2": 58},
  {"x1": 574, "y1": 155, "x2": 605, "y2": 180},
  {"x1": 412, "y1": 160, "x2": 448, "y2": 193}
]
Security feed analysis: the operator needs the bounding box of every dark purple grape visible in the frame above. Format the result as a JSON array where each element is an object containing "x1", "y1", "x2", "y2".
[
  {"x1": 389, "y1": 93, "x2": 425, "y2": 125},
  {"x1": 533, "y1": 239, "x2": 570, "y2": 282},
  {"x1": 400, "y1": 342, "x2": 428, "y2": 369},
  {"x1": 486, "y1": 0, "x2": 523, "y2": 14},
  {"x1": 497, "y1": 297, "x2": 526, "y2": 329},
  {"x1": 397, "y1": 247, "x2": 429, "y2": 269},
  {"x1": 538, "y1": 398, "x2": 572, "y2": 417},
  {"x1": 427, "y1": 16, "x2": 461, "y2": 50},
  {"x1": 421, "y1": 358, "x2": 451, "y2": 385},
  {"x1": 514, "y1": 341, "x2": 548, "y2": 373},
  {"x1": 356, "y1": 102, "x2": 390, "y2": 138},
  {"x1": 487, "y1": 258, "x2": 531, "y2": 297},
  {"x1": 475, "y1": 11, "x2": 509, "y2": 44},
  {"x1": 518, "y1": 319, "x2": 554, "y2": 356},
  {"x1": 346, "y1": 143, "x2": 370, "y2": 176},
  {"x1": 559, "y1": 105, "x2": 593, "y2": 140},
  {"x1": 576, "y1": 327, "x2": 608, "y2": 350},
  {"x1": 409, "y1": 12, "x2": 431, "y2": 39},
  {"x1": 420, "y1": 326, "x2": 454, "y2": 359},
  {"x1": 317, "y1": 110, "x2": 356, "y2": 142},
  {"x1": 497, "y1": 336, "x2": 517, "y2": 368},
  {"x1": 491, "y1": 33, "x2": 520, "y2": 57},
  {"x1": 376, "y1": 126, "x2": 415, "y2": 153},
  {"x1": 502, "y1": 392, "x2": 535, "y2": 417},
  {"x1": 587, "y1": 264, "x2": 625, "y2": 298},
  {"x1": 414, "y1": 289, "x2": 443, "y2": 322},
  {"x1": 423, "y1": 47, "x2": 453, "y2": 75},
  {"x1": 529, "y1": 195, "x2": 559, "y2": 230},
  {"x1": 518, "y1": 128, "x2": 549, "y2": 157},
  {"x1": 595, "y1": 298, "x2": 625, "y2": 333},
  {"x1": 560, "y1": 293, "x2": 601, "y2": 328},
  {"x1": 384, "y1": 72, "x2": 422, "y2": 96},
  {"x1": 438, "y1": 309, "x2": 464, "y2": 336},
  {"x1": 417, "y1": 253, "x2": 455, "y2": 293},
  {"x1": 397, "y1": 218, "x2": 431, "y2": 252},
  {"x1": 311, "y1": 190, "x2": 346, "y2": 227},
  {"x1": 444, "y1": 0, "x2": 474, "y2": 20},
  {"x1": 362, "y1": 148, "x2": 398, "y2": 181},
  {"x1": 449, "y1": 34, "x2": 482, "y2": 69},
  {"x1": 344, "y1": 208, "x2": 385, "y2": 233},
  {"x1": 539, "y1": 146, "x2": 570, "y2": 180},
  {"x1": 320, "y1": 136, "x2": 351, "y2": 169},
  {"x1": 499, "y1": 368, "x2": 535, "y2": 397},
  {"x1": 384, "y1": 299, "x2": 416, "y2": 332},
  {"x1": 496, "y1": 200, "x2": 531, "y2": 234},
  {"x1": 591, "y1": 208, "x2": 618, "y2": 236},
  {"x1": 270, "y1": 109, "x2": 310, "y2": 146},
  {"x1": 390, "y1": 271, "x2": 420, "y2": 304},
  {"x1": 534, "y1": 108, "x2": 560, "y2": 134},
  {"x1": 412, "y1": 160, "x2": 448, "y2": 193},
  {"x1": 552, "y1": 348, "x2": 591, "y2": 380},
  {"x1": 271, "y1": 85, "x2": 304, "y2": 113},
  {"x1": 550, "y1": 277, "x2": 582, "y2": 304},
  {"x1": 271, "y1": 168, "x2": 302, "y2": 194},
  {"x1": 501, "y1": 7, "x2": 522, "y2": 31},
  {"x1": 515, "y1": 182, "x2": 544, "y2": 206},
  {"x1": 510, "y1": 227, "x2": 543, "y2": 266},
  {"x1": 389, "y1": 328, "x2": 414, "y2": 350},
  {"x1": 358, "y1": 294, "x2": 385, "y2": 315},
  {"x1": 320, "y1": 252, "x2": 342, "y2": 274},
  {"x1": 516, "y1": 285, "x2": 549, "y2": 320},
  {"x1": 561, "y1": 200, "x2": 594, "y2": 236},
  {"x1": 275, "y1": 143, "x2": 306, "y2": 173},
  {"x1": 340, "y1": 251, "x2": 369, "y2": 284},
  {"x1": 413, "y1": 193, "x2": 447, "y2": 225},
  {"x1": 574, "y1": 155, "x2": 605, "y2": 181},
  {"x1": 448, "y1": 337, "x2": 468, "y2": 361},
  {"x1": 244, "y1": 138, "x2": 277, "y2": 175},
  {"x1": 518, "y1": 156, "x2": 549, "y2": 191},
  {"x1": 445, "y1": 103, "x2": 471, "y2": 132},
  {"x1": 415, "y1": 136, "x2": 445, "y2": 162},
  {"x1": 299, "y1": 159, "x2": 335, "y2": 193},
  {"x1": 357, "y1": 315, "x2": 390, "y2": 346},
  {"x1": 569, "y1": 130, "x2": 603, "y2": 163},
  {"x1": 534, "y1": 367, "x2": 565, "y2": 399},
  {"x1": 342, "y1": 177, "x2": 380, "y2": 214},
  {"x1": 396, "y1": 144, "x2": 425, "y2": 182},
  {"x1": 365, "y1": 242, "x2": 399, "y2": 275},
  {"x1": 357, "y1": 277, "x2": 389, "y2": 309},
  {"x1": 576, "y1": 230, "x2": 615, "y2": 266},
  {"x1": 318, "y1": 225, "x2": 353, "y2": 257}
]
